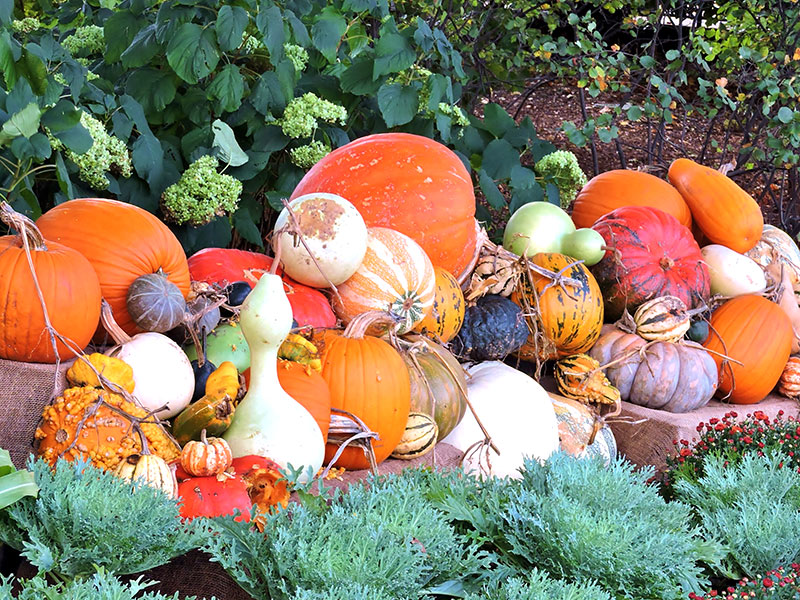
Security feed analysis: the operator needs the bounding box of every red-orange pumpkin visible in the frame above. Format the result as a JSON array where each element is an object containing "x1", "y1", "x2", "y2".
[
  {"x1": 417, "y1": 267, "x2": 465, "y2": 343},
  {"x1": 668, "y1": 158, "x2": 763, "y2": 254},
  {"x1": 316, "y1": 313, "x2": 411, "y2": 470},
  {"x1": 703, "y1": 295, "x2": 792, "y2": 404},
  {"x1": 571, "y1": 169, "x2": 692, "y2": 229},
  {"x1": 290, "y1": 133, "x2": 477, "y2": 279},
  {"x1": 0, "y1": 203, "x2": 101, "y2": 362},
  {"x1": 36, "y1": 198, "x2": 190, "y2": 337}
]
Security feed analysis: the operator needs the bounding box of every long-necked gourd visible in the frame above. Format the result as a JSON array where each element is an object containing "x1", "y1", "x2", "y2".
[{"x1": 222, "y1": 273, "x2": 324, "y2": 483}]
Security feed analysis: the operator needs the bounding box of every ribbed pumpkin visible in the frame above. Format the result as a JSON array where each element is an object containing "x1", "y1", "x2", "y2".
[
  {"x1": 779, "y1": 356, "x2": 800, "y2": 399},
  {"x1": 417, "y1": 267, "x2": 465, "y2": 343},
  {"x1": 398, "y1": 334, "x2": 467, "y2": 440},
  {"x1": 572, "y1": 169, "x2": 692, "y2": 229},
  {"x1": 316, "y1": 312, "x2": 411, "y2": 469},
  {"x1": 180, "y1": 431, "x2": 233, "y2": 477},
  {"x1": 126, "y1": 268, "x2": 186, "y2": 333},
  {"x1": 668, "y1": 158, "x2": 763, "y2": 254},
  {"x1": 0, "y1": 203, "x2": 101, "y2": 363},
  {"x1": 187, "y1": 248, "x2": 336, "y2": 328},
  {"x1": 114, "y1": 452, "x2": 178, "y2": 498},
  {"x1": 591, "y1": 206, "x2": 710, "y2": 320},
  {"x1": 333, "y1": 227, "x2": 435, "y2": 334},
  {"x1": 290, "y1": 132, "x2": 477, "y2": 278},
  {"x1": 512, "y1": 253, "x2": 604, "y2": 361},
  {"x1": 590, "y1": 325, "x2": 718, "y2": 412},
  {"x1": 36, "y1": 198, "x2": 190, "y2": 337},
  {"x1": 703, "y1": 295, "x2": 792, "y2": 404}
]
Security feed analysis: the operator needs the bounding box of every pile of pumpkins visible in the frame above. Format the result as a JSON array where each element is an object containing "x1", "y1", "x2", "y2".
[{"x1": 2, "y1": 131, "x2": 800, "y2": 520}]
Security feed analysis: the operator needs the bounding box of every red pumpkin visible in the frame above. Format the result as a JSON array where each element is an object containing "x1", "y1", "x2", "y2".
[
  {"x1": 591, "y1": 206, "x2": 710, "y2": 320},
  {"x1": 290, "y1": 133, "x2": 477, "y2": 279},
  {"x1": 187, "y1": 248, "x2": 336, "y2": 328},
  {"x1": 0, "y1": 203, "x2": 101, "y2": 362},
  {"x1": 230, "y1": 455, "x2": 289, "y2": 515},
  {"x1": 177, "y1": 474, "x2": 252, "y2": 522},
  {"x1": 36, "y1": 198, "x2": 190, "y2": 337}
]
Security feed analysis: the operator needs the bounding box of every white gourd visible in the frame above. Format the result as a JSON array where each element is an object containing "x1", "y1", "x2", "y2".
[
  {"x1": 441, "y1": 361, "x2": 560, "y2": 479},
  {"x1": 222, "y1": 273, "x2": 324, "y2": 484},
  {"x1": 701, "y1": 244, "x2": 767, "y2": 297}
]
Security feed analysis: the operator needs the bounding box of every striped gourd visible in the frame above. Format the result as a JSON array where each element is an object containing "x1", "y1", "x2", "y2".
[
  {"x1": 391, "y1": 413, "x2": 438, "y2": 460},
  {"x1": 554, "y1": 354, "x2": 620, "y2": 406},
  {"x1": 333, "y1": 227, "x2": 436, "y2": 334},
  {"x1": 633, "y1": 295, "x2": 691, "y2": 343}
]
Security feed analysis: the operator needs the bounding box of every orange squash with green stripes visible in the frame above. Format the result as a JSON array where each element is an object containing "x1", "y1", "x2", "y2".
[
  {"x1": 332, "y1": 227, "x2": 435, "y2": 334},
  {"x1": 417, "y1": 267, "x2": 465, "y2": 343},
  {"x1": 512, "y1": 252, "x2": 604, "y2": 361}
]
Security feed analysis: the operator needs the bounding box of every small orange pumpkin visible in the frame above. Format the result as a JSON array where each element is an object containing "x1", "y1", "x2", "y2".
[
  {"x1": 703, "y1": 295, "x2": 792, "y2": 404},
  {"x1": 778, "y1": 356, "x2": 800, "y2": 399},
  {"x1": 417, "y1": 267, "x2": 465, "y2": 343},
  {"x1": 180, "y1": 430, "x2": 233, "y2": 477}
]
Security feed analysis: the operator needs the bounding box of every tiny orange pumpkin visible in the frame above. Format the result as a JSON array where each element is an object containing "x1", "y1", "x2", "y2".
[{"x1": 180, "y1": 430, "x2": 234, "y2": 477}]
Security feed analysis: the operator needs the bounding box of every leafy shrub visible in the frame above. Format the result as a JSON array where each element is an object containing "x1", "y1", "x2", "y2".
[
  {"x1": 465, "y1": 570, "x2": 613, "y2": 600},
  {"x1": 0, "y1": 458, "x2": 198, "y2": 581},
  {"x1": 0, "y1": 571, "x2": 209, "y2": 599},
  {"x1": 673, "y1": 453, "x2": 800, "y2": 580}
]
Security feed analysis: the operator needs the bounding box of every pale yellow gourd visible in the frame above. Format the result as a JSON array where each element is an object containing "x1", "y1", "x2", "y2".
[{"x1": 222, "y1": 273, "x2": 324, "y2": 484}]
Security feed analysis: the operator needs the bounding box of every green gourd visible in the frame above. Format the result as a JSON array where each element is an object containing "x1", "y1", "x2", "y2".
[{"x1": 222, "y1": 273, "x2": 324, "y2": 484}]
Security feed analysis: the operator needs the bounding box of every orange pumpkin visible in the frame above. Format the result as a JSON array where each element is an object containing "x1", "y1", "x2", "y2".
[
  {"x1": 0, "y1": 203, "x2": 101, "y2": 363},
  {"x1": 290, "y1": 133, "x2": 477, "y2": 278},
  {"x1": 180, "y1": 431, "x2": 233, "y2": 477},
  {"x1": 36, "y1": 198, "x2": 191, "y2": 337},
  {"x1": 512, "y1": 252, "x2": 604, "y2": 361},
  {"x1": 571, "y1": 170, "x2": 692, "y2": 229},
  {"x1": 668, "y1": 158, "x2": 763, "y2": 254},
  {"x1": 779, "y1": 356, "x2": 800, "y2": 399},
  {"x1": 316, "y1": 312, "x2": 411, "y2": 469},
  {"x1": 333, "y1": 227, "x2": 435, "y2": 334},
  {"x1": 417, "y1": 267, "x2": 465, "y2": 343},
  {"x1": 703, "y1": 295, "x2": 792, "y2": 404}
]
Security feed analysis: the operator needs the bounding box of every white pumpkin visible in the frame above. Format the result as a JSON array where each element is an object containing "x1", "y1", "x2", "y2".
[
  {"x1": 106, "y1": 332, "x2": 194, "y2": 419},
  {"x1": 441, "y1": 361, "x2": 559, "y2": 479},
  {"x1": 701, "y1": 244, "x2": 767, "y2": 297},
  {"x1": 273, "y1": 192, "x2": 368, "y2": 288}
]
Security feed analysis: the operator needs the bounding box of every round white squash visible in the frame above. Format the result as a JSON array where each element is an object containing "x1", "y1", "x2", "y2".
[
  {"x1": 273, "y1": 192, "x2": 368, "y2": 288},
  {"x1": 701, "y1": 244, "x2": 767, "y2": 297},
  {"x1": 440, "y1": 361, "x2": 559, "y2": 479},
  {"x1": 106, "y1": 332, "x2": 194, "y2": 419}
]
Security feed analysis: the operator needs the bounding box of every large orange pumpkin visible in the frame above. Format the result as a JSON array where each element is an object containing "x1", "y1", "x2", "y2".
[
  {"x1": 417, "y1": 267, "x2": 465, "y2": 343},
  {"x1": 290, "y1": 133, "x2": 477, "y2": 278},
  {"x1": 571, "y1": 170, "x2": 692, "y2": 229},
  {"x1": 36, "y1": 198, "x2": 190, "y2": 336},
  {"x1": 333, "y1": 227, "x2": 435, "y2": 334},
  {"x1": 511, "y1": 252, "x2": 604, "y2": 361},
  {"x1": 276, "y1": 360, "x2": 331, "y2": 442},
  {"x1": 0, "y1": 203, "x2": 101, "y2": 362},
  {"x1": 668, "y1": 158, "x2": 763, "y2": 254},
  {"x1": 316, "y1": 313, "x2": 411, "y2": 470},
  {"x1": 703, "y1": 295, "x2": 792, "y2": 404}
]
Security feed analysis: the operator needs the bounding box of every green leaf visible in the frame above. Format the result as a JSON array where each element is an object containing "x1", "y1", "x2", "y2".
[
  {"x1": 414, "y1": 17, "x2": 434, "y2": 52},
  {"x1": 126, "y1": 69, "x2": 177, "y2": 114},
  {"x1": 15, "y1": 50, "x2": 47, "y2": 95},
  {"x1": 233, "y1": 201, "x2": 264, "y2": 247},
  {"x1": 626, "y1": 105, "x2": 643, "y2": 121},
  {"x1": 258, "y1": 5, "x2": 285, "y2": 63},
  {"x1": 55, "y1": 152, "x2": 75, "y2": 200},
  {"x1": 207, "y1": 64, "x2": 244, "y2": 113},
  {"x1": 0, "y1": 0, "x2": 12, "y2": 26},
  {"x1": 546, "y1": 182, "x2": 561, "y2": 205},
  {"x1": 778, "y1": 106, "x2": 795, "y2": 124},
  {"x1": 120, "y1": 23, "x2": 160, "y2": 69},
  {"x1": 665, "y1": 49, "x2": 680, "y2": 61},
  {"x1": 481, "y1": 138, "x2": 520, "y2": 180},
  {"x1": 479, "y1": 169, "x2": 506, "y2": 209},
  {"x1": 0, "y1": 469, "x2": 38, "y2": 511},
  {"x1": 104, "y1": 11, "x2": 147, "y2": 63},
  {"x1": 166, "y1": 23, "x2": 220, "y2": 84},
  {"x1": 340, "y1": 57, "x2": 381, "y2": 95},
  {"x1": 54, "y1": 122, "x2": 93, "y2": 154},
  {"x1": 510, "y1": 183, "x2": 544, "y2": 214},
  {"x1": 311, "y1": 7, "x2": 346, "y2": 63},
  {"x1": 285, "y1": 11, "x2": 310, "y2": 46},
  {"x1": 212, "y1": 119, "x2": 249, "y2": 167},
  {"x1": 373, "y1": 32, "x2": 415, "y2": 79},
  {"x1": 510, "y1": 165, "x2": 537, "y2": 190},
  {"x1": 41, "y1": 100, "x2": 82, "y2": 133},
  {"x1": 131, "y1": 132, "x2": 164, "y2": 186},
  {"x1": 377, "y1": 83, "x2": 418, "y2": 127},
  {"x1": 250, "y1": 71, "x2": 286, "y2": 114},
  {"x1": 0, "y1": 102, "x2": 41, "y2": 145},
  {"x1": 639, "y1": 55, "x2": 656, "y2": 69},
  {"x1": 0, "y1": 448, "x2": 13, "y2": 475},
  {"x1": 0, "y1": 31, "x2": 19, "y2": 89},
  {"x1": 252, "y1": 125, "x2": 289, "y2": 151},
  {"x1": 482, "y1": 103, "x2": 516, "y2": 138},
  {"x1": 216, "y1": 5, "x2": 249, "y2": 52}
]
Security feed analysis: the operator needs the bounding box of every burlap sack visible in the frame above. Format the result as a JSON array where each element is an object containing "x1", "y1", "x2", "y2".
[{"x1": 0, "y1": 357, "x2": 74, "y2": 469}]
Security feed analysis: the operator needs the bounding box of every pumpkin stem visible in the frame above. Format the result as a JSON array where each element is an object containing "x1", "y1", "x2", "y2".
[
  {"x1": 659, "y1": 256, "x2": 675, "y2": 270},
  {"x1": 200, "y1": 428, "x2": 208, "y2": 446},
  {"x1": 342, "y1": 310, "x2": 401, "y2": 339},
  {"x1": 0, "y1": 201, "x2": 48, "y2": 251},
  {"x1": 100, "y1": 299, "x2": 134, "y2": 344}
]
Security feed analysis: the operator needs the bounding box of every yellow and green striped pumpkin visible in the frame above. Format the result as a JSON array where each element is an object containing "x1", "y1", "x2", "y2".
[{"x1": 333, "y1": 227, "x2": 436, "y2": 334}]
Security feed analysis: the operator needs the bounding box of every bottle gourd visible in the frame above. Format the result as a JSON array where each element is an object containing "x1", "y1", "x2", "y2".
[{"x1": 222, "y1": 273, "x2": 324, "y2": 483}]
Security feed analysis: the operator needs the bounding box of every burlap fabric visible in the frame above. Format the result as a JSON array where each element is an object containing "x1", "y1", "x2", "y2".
[
  {"x1": 608, "y1": 394, "x2": 800, "y2": 472},
  {"x1": 0, "y1": 357, "x2": 74, "y2": 469}
]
